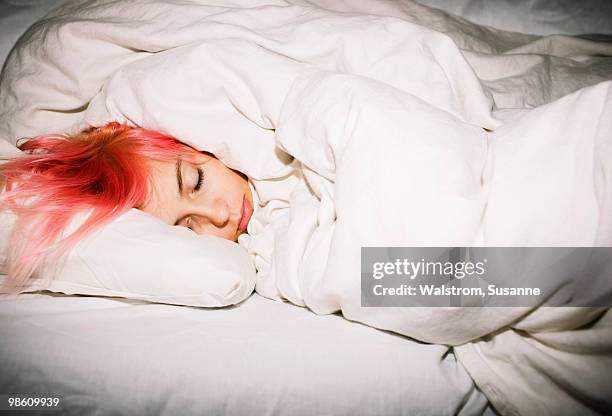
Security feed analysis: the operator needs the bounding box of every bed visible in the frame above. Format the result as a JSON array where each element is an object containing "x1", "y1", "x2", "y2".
[{"x1": 1, "y1": 1, "x2": 611, "y2": 415}]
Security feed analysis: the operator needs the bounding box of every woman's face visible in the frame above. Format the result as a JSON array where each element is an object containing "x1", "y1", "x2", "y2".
[{"x1": 141, "y1": 153, "x2": 253, "y2": 242}]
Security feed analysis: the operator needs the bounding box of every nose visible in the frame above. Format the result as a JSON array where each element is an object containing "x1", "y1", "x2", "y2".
[{"x1": 191, "y1": 198, "x2": 231, "y2": 228}]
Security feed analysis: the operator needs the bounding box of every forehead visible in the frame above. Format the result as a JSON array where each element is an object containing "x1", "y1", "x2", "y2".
[{"x1": 140, "y1": 158, "x2": 181, "y2": 224}]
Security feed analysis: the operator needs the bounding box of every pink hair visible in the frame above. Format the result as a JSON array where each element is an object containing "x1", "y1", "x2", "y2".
[{"x1": 0, "y1": 122, "x2": 202, "y2": 292}]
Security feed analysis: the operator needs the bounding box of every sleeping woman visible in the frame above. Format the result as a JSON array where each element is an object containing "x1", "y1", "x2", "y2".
[{"x1": 0, "y1": 121, "x2": 254, "y2": 292}]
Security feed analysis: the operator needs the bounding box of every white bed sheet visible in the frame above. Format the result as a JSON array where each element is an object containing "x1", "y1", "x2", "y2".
[{"x1": 0, "y1": 292, "x2": 488, "y2": 415}]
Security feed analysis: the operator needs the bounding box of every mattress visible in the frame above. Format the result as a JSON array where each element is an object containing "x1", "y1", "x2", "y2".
[{"x1": 0, "y1": 292, "x2": 488, "y2": 415}]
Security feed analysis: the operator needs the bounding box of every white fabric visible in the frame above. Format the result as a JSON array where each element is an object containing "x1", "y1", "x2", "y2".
[
  {"x1": 1, "y1": 1, "x2": 612, "y2": 415},
  {"x1": 267, "y1": 71, "x2": 612, "y2": 416},
  {"x1": 0, "y1": 206, "x2": 256, "y2": 307},
  {"x1": 416, "y1": 0, "x2": 612, "y2": 36},
  {"x1": 0, "y1": 292, "x2": 488, "y2": 415},
  {"x1": 0, "y1": 0, "x2": 63, "y2": 65},
  {"x1": 37, "y1": 211, "x2": 255, "y2": 306}
]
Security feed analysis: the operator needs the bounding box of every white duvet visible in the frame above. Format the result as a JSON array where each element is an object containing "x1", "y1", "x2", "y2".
[
  {"x1": 1, "y1": 1, "x2": 612, "y2": 415},
  {"x1": 268, "y1": 71, "x2": 612, "y2": 416}
]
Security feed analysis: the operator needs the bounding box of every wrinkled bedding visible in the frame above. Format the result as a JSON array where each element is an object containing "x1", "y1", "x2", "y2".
[
  {"x1": 416, "y1": 0, "x2": 612, "y2": 36},
  {"x1": 0, "y1": 292, "x2": 490, "y2": 416},
  {"x1": 1, "y1": 1, "x2": 612, "y2": 415},
  {"x1": 268, "y1": 70, "x2": 612, "y2": 416}
]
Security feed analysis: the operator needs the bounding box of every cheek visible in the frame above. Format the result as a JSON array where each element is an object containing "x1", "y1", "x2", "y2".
[
  {"x1": 220, "y1": 168, "x2": 243, "y2": 188},
  {"x1": 208, "y1": 169, "x2": 245, "y2": 198}
]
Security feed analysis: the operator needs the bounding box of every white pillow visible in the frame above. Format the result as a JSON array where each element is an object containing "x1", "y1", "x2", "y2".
[{"x1": 0, "y1": 199, "x2": 256, "y2": 308}]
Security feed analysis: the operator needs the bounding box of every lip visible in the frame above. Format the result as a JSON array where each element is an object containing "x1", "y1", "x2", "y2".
[{"x1": 238, "y1": 195, "x2": 253, "y2": 233}]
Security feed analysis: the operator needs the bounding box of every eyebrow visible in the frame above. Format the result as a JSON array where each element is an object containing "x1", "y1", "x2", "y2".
[{"x1": 176, "y1": 159, "x2": 183, "y2": 195}]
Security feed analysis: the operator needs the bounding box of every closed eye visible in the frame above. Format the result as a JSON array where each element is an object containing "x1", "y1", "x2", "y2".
[{"x1": 193, "y1": 167, "x2": 204, "y2": 192}]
